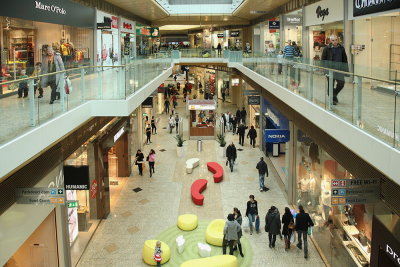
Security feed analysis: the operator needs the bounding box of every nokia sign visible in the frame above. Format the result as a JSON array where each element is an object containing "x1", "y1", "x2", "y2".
[{"x1": 265, "y1": 129, "x2": 290, "y2": 143}]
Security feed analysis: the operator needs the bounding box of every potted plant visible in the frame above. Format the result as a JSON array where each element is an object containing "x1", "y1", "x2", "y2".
[
  {"x1": 174, "y1": 134, "x2": 186, "y2": 157},
  {"x1": 216, "y1": 133, "x2": 226, "y2": 157}
]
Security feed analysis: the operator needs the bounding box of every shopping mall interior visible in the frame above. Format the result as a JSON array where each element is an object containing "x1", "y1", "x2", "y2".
[{"x1": 0, "y1": 0, "x2": 400, "y2": 267}]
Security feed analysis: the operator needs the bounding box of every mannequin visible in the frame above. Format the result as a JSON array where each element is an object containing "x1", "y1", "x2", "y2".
[{"x1": 320, "y1": 175, "x2": 331, "y2": 221}]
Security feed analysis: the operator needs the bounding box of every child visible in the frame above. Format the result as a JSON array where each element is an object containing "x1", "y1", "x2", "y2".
[
  {"x1": 18, "y1": 69, "x2": 29, "y2": 98},
  {"x1": 32, "y1": 62, "x2": 43, "y2": 98},
  {"x1": 277, "y1": 51, "x2": 284, "y2": 75},
  {"x1": 154, "y1": 241, "x2": 162, "y2": 267}
]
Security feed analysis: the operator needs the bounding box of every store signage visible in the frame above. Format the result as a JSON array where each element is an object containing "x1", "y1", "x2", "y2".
[
  {"x1": 114, "y1": 127, "x2": 125, "y2": 143},
  {"x1": 90, "y1": 180, "x2": 98, "y2": 199},
  {"x1": 35, "y1": 1, "x2": 66, "y2": 14},
  {"x1": 123, "y1": 23, "x2": 133, "y2": 30},
  {"x1": 331, "y1": 178, "x2": 380, "y2": 187},
  {"x1": 297, "y1": 130, "x2": 313, "y2": 143},
  {"x1": 64, "y1": 165, "x2": 90, "y2": 190},
  {"x1": 386, "y1": 244, "x2": 400, "y2": 266},
  {"x1": 150, "y1": 28, "x2": 159, "y2": 37},
  {"x1": 142, "y1": 97, "x2": 153, "y2": 108},
  {"x1": 111, "y1": 16, "x2": 118, "y2": 29},
  {"x1": 265, "y1": 129, "x2": 290, "y2": 143},
  {"x1": 267, "y1": 108, "x2": 280, "y2": 127},
  {"x1": 97, "y1": 23, "x2": 111, "y2": 30},
  {"x1": 217, "y1": 33, "x2": 224, "y2": 38},
  {"x1": 353, "y1": 0, "x2": 400, "y2": 17},
  {"x1": 305, "y1": 0, "x2": 343, "y2": 26},
  {"x1": 331, "y1": 178, "x2": 380, "y2": 205},
  {"x1": 243, "y1": 90, "x2": 258, "y2": 95},
  {"x1": 0, "y1": 0, "x2": 95, "y2": 28},
  {"x1": 284, "y1": 15, "x2": 302, "y2": 25},
  {"x1": 230, "y1": 31, "x2": 240, "y2": 37},
  {"x1": 248, "y1": 96, "x2": 261, "y2": 105},
  {"x1": 268, "y1": 21, "x2": 280, "y2": 29}
]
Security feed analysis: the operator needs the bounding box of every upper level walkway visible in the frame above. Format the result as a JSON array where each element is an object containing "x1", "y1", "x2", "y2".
[{"x1": 0, "y1": 50, "x2": 399, "y2": 185}]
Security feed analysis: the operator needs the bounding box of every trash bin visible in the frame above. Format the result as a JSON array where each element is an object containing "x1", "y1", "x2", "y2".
[{"x1": 197, "y1": 140, "x2": 202, "y2": 152}]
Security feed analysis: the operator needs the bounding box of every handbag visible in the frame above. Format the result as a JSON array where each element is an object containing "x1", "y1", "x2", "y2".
[
  {"x1": 288, "y1": 221, "x2": 295, "y2": 230},
  {"x1": 146, "y1": 156, "x2": 149, "y2": 161},
  {"x1": 307, "y1": 226, "x2": 313, "y2": 236}
]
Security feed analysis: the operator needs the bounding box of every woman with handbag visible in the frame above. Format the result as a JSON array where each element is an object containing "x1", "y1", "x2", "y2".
[
  {"x1": 147, "y1": 149, "x2": 156, "y2": 177},
  {"x1": 233, "y1": 208, "x2": 244, "y2": 257},
  {"x1": 282, "y1": 207, "x2": 294, "y2": 250},
  {"x1": 135, "y1": 149, "x2": 144, "y2": 176}
]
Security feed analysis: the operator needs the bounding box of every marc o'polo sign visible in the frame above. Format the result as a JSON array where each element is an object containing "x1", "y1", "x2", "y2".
[
  {"x1": 353, "y1": 0, "x2": 400, "y2": 17},
  {"x1": 0, "y1": 0, "x2": 94, "y2": 28}
]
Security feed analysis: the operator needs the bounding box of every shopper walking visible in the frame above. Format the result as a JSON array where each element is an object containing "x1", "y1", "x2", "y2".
[
  {"x1": 217, "y1": 43, "x2": 222, "y2": 56},
  {"x1": 151, "y1": 116, "x2": 157, "y2": 134},
  {"x1": 265, "y1": 206, "x2": 281, "y2": 248},
  {"x1": 235, "y1": 109, "x2": 241, "y2": 127},
  {"x1": 135, "y1": 149, "x2": 145, "y2": 176},
  {"x1": 321, "y1": 35, "x2": 349, "y2": 105},
  {"x1": 256, "y1": 157, "x2": 269, "y2": 192},
  {"x1": 226, "y1": 142, "x2": 237, "y2": 172},
  {"x1": 240, "y1": 107, "x2": 247, "y2": 125},
  {"x1": 147, "y1": 149, "x2": 156, "y2": 177},
  {"x1": 295, "y1": 205, "x2": 315, "y2": 259},
  {"x1": 283, "y1": 41, "x2": 296, "y2": 87},
  {"x1": 17, "y1": 70, "x2": 29, "y2": 98},
  {"x1": 168, "y1": 116, "x2": 175, "y2": 134},
  {"x1": 233, "y1": 208, "x2": 245, "y2": 257},
  {"x1": 221, "y1": 87, "x2": 226, "y2": 102},
  {"x1": 164, "y1": 99, "x2": 170, "y2": 114},
  {"x1": 247, "y1": 125, "x2": 257, "y2": 148},
  {"x1": 145, "y1": 124, "x2": 152, "y2": 144},
  {"x1": 282, "y1": 207, "x2": 294, "y2": 251},
  {"x1": 223, "y1": 214, "x2": 241, "y2": 255},
  {"x1": 245, "y1": 195, "x2": 258, "y2": 235},
  {"x1": 231, "y1": 116, "x2": 237, "y2": 135},
  {"x1": 154, "y1": 240, "x2": 163, "y2": 267},
  {"x1": 175, "y1": 114, "x2": 180, "y2": 134},
  {"x1": 42, "y1": 47, "x2": 65, "y2": 104},
  {"x1": 237, "y1": 124, "x2": 247, "y2": 146}
]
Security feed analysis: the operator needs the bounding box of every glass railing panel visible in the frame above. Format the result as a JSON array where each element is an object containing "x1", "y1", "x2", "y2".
[{"x1": 396, "y1": 88, "x2": 400, "y2": 150}]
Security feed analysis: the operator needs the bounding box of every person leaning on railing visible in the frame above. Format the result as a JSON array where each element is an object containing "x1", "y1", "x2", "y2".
[{"x1": 321, "y1": 35, "x2": 349, "y2": 105}]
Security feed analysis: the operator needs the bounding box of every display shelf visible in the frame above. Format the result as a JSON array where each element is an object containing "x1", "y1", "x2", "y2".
[{"x1": 342, "y1": 225, "x2": 370, "y2": 266}]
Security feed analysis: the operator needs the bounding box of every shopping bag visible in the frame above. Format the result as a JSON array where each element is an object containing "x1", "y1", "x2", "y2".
[
  {"x1": 290, "y1": 233, "x2": 296, "y2": 244},
  {"x1": 242, "y1": 218, "x2": 250, "y2": 232},
  {"x1": 65, "y1": 77, "x2": 72, "y2": 94},
  {"x1": 308, "y1": 226, "x2": 313, "y2": 236}
]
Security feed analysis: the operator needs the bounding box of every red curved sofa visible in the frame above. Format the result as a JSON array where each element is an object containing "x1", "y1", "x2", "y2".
[
  {"x1": 191, "y1": 179, "x2": 208, "y2": 205},
  {"x1": 207, "y1": 162, "x2": 223, "y2": 183}
]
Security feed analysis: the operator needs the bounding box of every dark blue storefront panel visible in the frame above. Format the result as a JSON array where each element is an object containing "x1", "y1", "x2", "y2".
[{"x1": 265, "y1": 129, "x2": 290, "y2": 143}]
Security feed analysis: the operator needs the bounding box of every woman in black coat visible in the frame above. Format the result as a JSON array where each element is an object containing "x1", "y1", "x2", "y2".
[
  {"x1": 265, "y1": 206, "x2": 281, "y2": 248},
  {"x1": 135, "y1": 149, "x2": 144, "y2": 176},
  {"x1": 282, "y1": 207, "x2": 294, "y2": 250}
]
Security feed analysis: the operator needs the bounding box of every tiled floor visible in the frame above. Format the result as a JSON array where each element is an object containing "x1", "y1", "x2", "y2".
[{"x1": 76, "y1": 82, "x2": 326, "y2": 267}]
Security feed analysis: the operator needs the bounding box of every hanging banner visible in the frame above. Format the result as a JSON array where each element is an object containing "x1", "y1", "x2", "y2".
[{"x1": 268, "y1": 21, "x2": 280, "y2": 29}]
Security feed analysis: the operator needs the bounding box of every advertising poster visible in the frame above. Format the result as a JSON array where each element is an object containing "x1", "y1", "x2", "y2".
[
  {"x1": 66, "y1": 190, "x2": 78, "y2": 245},
  {"x1": 313, "y1": 31, "x2": 326, "y2": 48}
]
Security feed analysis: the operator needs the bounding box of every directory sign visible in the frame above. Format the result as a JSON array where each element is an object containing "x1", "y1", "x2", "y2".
[
  {"x1": 331, "y1": 178, "x2": 380, "y2": 205},
  {"x1": 16, "y1": 187, "x2": 65, "y2": 205}
]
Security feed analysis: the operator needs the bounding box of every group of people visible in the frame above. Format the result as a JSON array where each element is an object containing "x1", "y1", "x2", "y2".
[
  {"x1": 244, "y1": 195, "x2": 315, "y2": 258},
  {"x1": 17, "y1": 46, "x2": 65, "y2": 103},
  {"x1": 134, "y1": 148, "x2": 156, "y2": 177},
  {"x1": 144, "y1": 116, "x2": 158, "y2": 145}
]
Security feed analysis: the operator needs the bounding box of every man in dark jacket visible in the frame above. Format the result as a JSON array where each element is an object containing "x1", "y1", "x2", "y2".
[
  {"x1": 226, "y1": 142, "x2": 237, "y2": 172},
  {"x1": 295, "y1": 205, "x2": 315, "y2": 258},
  {"x1": 321, "y1": 35, "x2": 349, "y2": 105},
  {"x1": 256, "y1": 157, "x2": 268, "y2": 192},
  {"x1": 265, "y1": 206, "x2": 281, "y2": 248},
  {"x1": 237, "y1": 124, "x2": 247, "y2": 146},
  {"x1": 164, "y1": 99, "x2": 170, "y2": 114},
  {"x1": 247, "y1": 125, "x2": 257, "y2": 148},
  {"x1": 240, "y1": 107, "x2": 247, "y2": 125}
]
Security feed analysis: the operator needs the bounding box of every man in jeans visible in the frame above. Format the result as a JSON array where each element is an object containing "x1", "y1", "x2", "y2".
[
  {"x1": 295, "y1": 205, "x2": 315, "y2": 258},
  {"x1": 256, "y1": 157, "x2": 268, "y2": 192}
]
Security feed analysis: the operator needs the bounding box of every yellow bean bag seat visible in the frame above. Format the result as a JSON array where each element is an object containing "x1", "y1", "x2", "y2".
[
  {"x1": 178, "y1": 214, "x2": 198, "y2": 231},
  {"x1": 205, "y1": 219, "x2": 225, "y2": 246},
  {"x1": 180, "y1": 255, "x2": 238, "y2": 267},
  {"x1": 142, "y1": 240, "x2": 170, "y2": 265}
]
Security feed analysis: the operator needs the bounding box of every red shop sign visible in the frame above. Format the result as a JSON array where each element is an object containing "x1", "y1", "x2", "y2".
[
  {"x1": 90, "y1": 180, "x2": 98, "y2": 199},
  {"x1": 111, "y1": 16, "x2": 118, "y2": 29},
  {"x1": 123, "y1": 23, "x2": 132, "y2": 30}
]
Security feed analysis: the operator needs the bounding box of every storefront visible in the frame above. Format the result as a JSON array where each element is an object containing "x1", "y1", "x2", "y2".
[
  {"x1": 217, "y1": 70, "x2": 230, "y2": 102},
  {"x1": 211, "y1": 30, "x2": 228, "y2": 49},
  {"x1": 265, "y1": 18, "x2": 281, "y2": 53},
  {"x1": 188, "y1": 99, "x2": 216, "y2": 139},
  {"x1": 205, "y1": 69, "x2": 216, "y2": 97},
  {"x1": 283, "y1": 12, "x2": 303, "y2": 51},
  {"x1": 261, "y1": 97, "x2": 290, "y2": 186},
  {"x1": 120, "y1": 18, "x2": 136, "y2": 63},
  {"x1": 294, "y1": 128, "x2": 377, "y2": 267},
  {"x1": 228, "y1": 30, "x2": 242, "y2": 50},
  {"x1": 349, "y1": 1, "x2": 400, "y2": 84},
  {"x1": 304, "y1": 0, "x2": 344, "y2": 60},
  {"x1": 0, "y1": 0, "x2": 94, "y2": 95},
  {"x1": 136, "y1": 24, "x2": 159, "y2": 55},
  {"x1": 96, "y1": 10, "x2": 119, "y2": 67}
]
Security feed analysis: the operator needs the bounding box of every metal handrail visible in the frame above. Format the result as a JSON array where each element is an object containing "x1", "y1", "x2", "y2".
[
  {"x1": 0, "y1": 65, "x2": 127, "y2": 86},
  {"x1": 246, "y1": 57, "x2": 400, "y2": 86}
]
